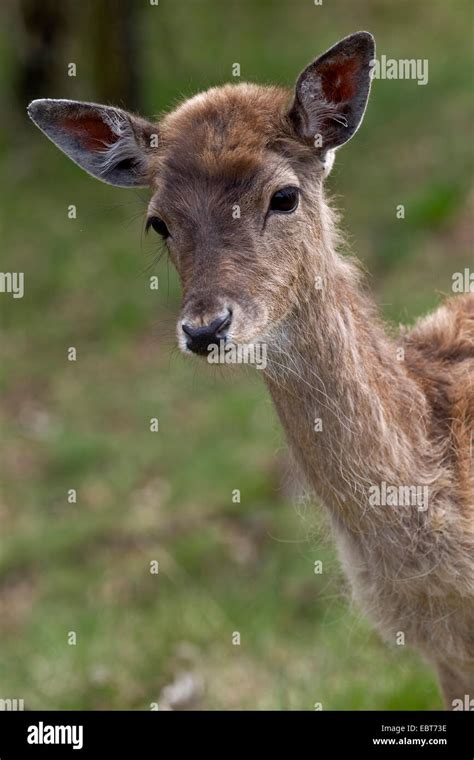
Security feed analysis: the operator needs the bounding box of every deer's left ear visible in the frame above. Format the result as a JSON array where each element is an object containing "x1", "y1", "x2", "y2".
[
  {"x1": 289, "y1": 31, "x2": 375, "y2": 157},
  {"x1": 27, "y1": 99, "x2": 158, "y2": 187}
]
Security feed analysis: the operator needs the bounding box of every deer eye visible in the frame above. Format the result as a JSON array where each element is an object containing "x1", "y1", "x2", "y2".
[
  {"x1": 269, "y1": 186, "x2": 299, "y2": 213},
  {"x1": 146, "y1": 216, "x2": 170, "y2": 239}
]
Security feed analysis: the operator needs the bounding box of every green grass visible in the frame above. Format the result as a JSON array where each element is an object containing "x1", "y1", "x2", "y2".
[{"x1": 0, "y1": 0, "x2": 472, "y2": 709}]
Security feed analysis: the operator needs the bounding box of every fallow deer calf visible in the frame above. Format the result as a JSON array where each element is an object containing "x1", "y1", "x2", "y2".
[{"x1": 28, "y1": 32, "x2": 474, "y2": 707}]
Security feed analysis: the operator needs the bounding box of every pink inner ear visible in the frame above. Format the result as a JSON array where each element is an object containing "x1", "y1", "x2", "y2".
[
  {"x1": 319, "y1": 57, "x2": 360, "y2": 103},
  {"x1": 59, "y1": 116, "x2": 117, "y2": 151}
]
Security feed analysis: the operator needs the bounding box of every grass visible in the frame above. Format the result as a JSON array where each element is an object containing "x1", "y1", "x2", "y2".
[{"x1": 0, "y1": 0, "x2": 472, "y2": 709}]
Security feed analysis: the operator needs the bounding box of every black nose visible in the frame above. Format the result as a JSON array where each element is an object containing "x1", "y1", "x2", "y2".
[{"x1": 182, "y1": 311, "x2": 232, "y2": 355}]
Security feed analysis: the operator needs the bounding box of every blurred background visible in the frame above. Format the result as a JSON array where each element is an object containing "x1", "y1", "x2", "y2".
[{"x1": 0, "y1": 0, "x2": 472, "y2": 709}]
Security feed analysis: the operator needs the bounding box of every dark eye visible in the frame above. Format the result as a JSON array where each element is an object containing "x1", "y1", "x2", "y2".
[
  {"x1": 269, "y1": 186, "x2": 299, "y2": 213},
  {"x1": 146, "y1": 216, "x2": 170, "y2": 239}
]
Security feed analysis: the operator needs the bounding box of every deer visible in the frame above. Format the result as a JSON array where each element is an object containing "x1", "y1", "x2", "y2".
[{"x1": 28, "y1": 31, "x2": 474, "y2": 708}]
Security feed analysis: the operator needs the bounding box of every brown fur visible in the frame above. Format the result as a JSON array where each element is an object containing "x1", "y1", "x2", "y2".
[{"x1": 149, "y1": 83, "x2": 474, "y2": 706}]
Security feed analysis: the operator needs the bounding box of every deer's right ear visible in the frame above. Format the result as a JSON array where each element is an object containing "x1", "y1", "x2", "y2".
[
  {"x1": 288, "y1": 31, "x2": 375, "y2": 156},
  {"x1": 27, "y1": 99, "x2": 158, "y2": 187}
]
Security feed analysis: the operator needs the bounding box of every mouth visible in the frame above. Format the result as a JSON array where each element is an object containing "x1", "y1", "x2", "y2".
[
  {"x1": 185, "y1": 336, "x2": 228, "y2": 357},
  {"x1": 178, "y1": 330, "x2": 270, "y2": 372}
]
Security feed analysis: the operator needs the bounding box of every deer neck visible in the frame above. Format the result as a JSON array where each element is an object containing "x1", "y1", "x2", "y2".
[{"x1": 263, "y1": 208, "x2": 434, "y2": 528}]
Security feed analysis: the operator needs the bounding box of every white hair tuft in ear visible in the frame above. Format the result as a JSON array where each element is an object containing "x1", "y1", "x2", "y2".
[{"x1": 321, "y1": 149, "x2": 336, "y2": 177}]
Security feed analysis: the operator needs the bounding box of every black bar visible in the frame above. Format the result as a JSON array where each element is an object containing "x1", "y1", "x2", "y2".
[{"x1": 0, "y1": 710, "x2": 472, "y2": 758}]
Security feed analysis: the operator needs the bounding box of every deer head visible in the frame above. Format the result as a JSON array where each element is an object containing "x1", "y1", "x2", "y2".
[{"x1": 28, "y1": 31, "x2": 374, "y2": 358}]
